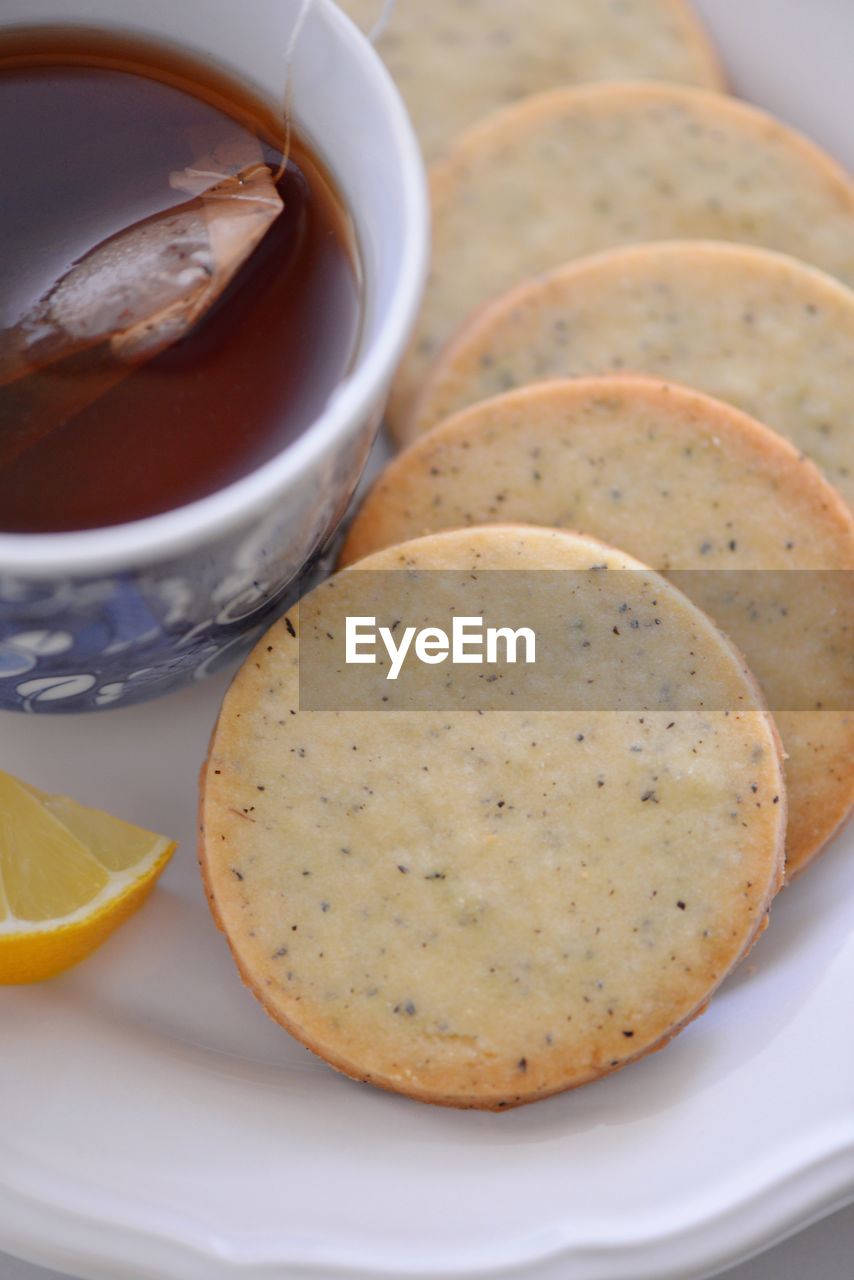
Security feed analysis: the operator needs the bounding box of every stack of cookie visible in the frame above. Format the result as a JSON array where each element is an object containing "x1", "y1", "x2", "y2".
[{"x1": 199, "y1": 2, "x2": 853, "y2": 1110}]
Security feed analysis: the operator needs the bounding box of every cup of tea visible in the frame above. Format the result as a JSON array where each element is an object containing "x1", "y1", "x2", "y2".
[{"x1": 0, "y1": 0, "x2": 428, "y2": 712}]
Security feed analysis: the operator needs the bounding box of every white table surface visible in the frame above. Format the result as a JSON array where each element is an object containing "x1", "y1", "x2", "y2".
[{"x1": 1, "y1": 2, "x2": 851, "y2": 1278}]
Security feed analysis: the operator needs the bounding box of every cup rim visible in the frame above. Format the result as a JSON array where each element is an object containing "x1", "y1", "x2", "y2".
[{"x1": 0, "y1": 0, "x2": 429, "y2": 578}]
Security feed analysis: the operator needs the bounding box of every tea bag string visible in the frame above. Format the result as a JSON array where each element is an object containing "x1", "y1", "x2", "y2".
[
  {"x1": 273, "y1": 0, "x2": 397, "y2": 179},
  {"x1": 276, "y1": 0, "x2": 315, "y2": 177},
  {"x1": 368, "y1": 0, "x2": 396, "y2": 42}
]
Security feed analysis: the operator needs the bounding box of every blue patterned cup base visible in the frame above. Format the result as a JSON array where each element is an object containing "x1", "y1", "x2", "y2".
[{"x1": 0, "y1": 533, "x2": 338, "y2": 713}]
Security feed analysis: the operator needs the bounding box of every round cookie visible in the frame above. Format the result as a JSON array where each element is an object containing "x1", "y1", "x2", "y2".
[
  {"x1": 343, "y1": 378, "x2": 854, "y2": 876},
  {"x1": 407, "y1": 242, "x2": 854, "y2": 508},
  {"x1": 388, "y1": 83, "x2": 854, "y2": 438},
  {"x1": 201, "y1": 525, "x2": 785, "y2": 1110},
  {"x1": 338, "y1": 0, "x2": 724, "y2": 160}
]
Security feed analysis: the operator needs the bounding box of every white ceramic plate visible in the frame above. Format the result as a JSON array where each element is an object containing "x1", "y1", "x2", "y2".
[{"x1": 1, "y1": 2, "x2": 853, "y2": 1278}]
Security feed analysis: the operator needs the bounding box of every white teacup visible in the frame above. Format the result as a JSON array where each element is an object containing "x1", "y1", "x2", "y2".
[{"x1": 0, "y1": 0, "x2": 427, "y2": 712}]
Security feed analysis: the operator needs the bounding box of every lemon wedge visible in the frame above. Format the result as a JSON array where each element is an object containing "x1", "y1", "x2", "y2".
[{"x1": 0, "y1": 771, "x2": 176, "y2": 984}]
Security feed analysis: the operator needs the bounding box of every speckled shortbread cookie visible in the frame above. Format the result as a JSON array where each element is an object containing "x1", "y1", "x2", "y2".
[
  {"x1": 407, "y1": 243, "x2": 854, "y2": 506},
  {"x1": 338, "y1": 0, "x2": 724, "y2": 160},
  {"x1": 200, "y1": 525, "x2": 785, "y2": 1109},
  {"x1": 343, "y1": 379, "x2": 854, "y2": 875},
  {"x1": 388, "y1": 84, "x2": 854, "y2": 439}
]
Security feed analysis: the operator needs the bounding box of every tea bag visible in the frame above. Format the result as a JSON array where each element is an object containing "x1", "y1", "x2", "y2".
[
  {"x1": 0, "y1": 133, "x2": 282, "y2": 387},
  {"x1": 0, "y1": 4, "x2": 311, "y2": 469},
  {"x1": 0, "y1": 134, "x2": 283, "y2": 469}
]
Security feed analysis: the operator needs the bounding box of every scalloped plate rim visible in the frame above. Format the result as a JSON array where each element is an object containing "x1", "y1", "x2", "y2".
[{"x1": 1, "y1": 1129, "x2": 853, "y2": 1279}]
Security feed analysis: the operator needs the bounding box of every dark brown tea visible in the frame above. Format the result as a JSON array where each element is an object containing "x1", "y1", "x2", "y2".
[{"x1": 0, "y1": 30, "x2": 362, "y2": 533}]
